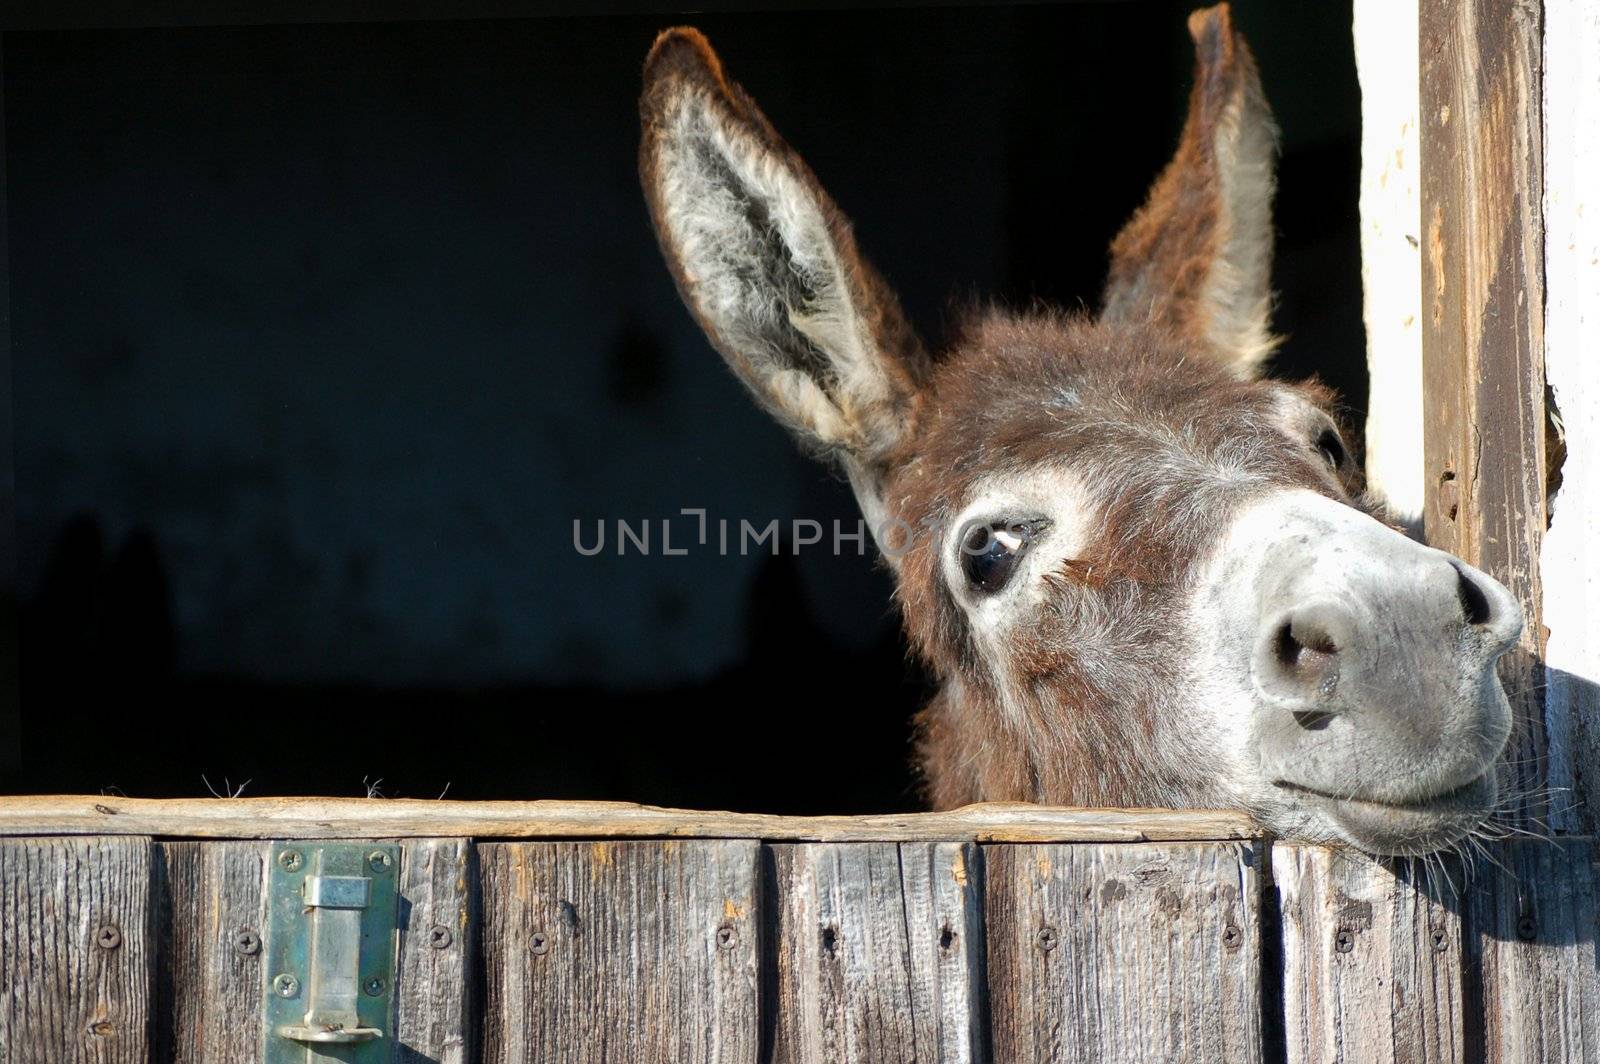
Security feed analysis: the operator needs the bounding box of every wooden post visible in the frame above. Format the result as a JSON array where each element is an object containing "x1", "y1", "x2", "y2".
[{"x1": 1419, "y1": 0, "x2": 1549, "y2": 826}]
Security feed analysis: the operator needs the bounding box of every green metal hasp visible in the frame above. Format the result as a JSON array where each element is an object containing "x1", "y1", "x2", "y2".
[{"x1": 262, "y1": 843, "x2": 400, "y2": 1064}]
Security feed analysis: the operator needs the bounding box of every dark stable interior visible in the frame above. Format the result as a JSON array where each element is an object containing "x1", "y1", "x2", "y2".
[{"x1": 0, "y1": 1, "x2": 1363, "y2": 811}]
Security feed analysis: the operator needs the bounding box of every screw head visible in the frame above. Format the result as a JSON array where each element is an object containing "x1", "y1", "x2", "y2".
[
  {"x1": 364, "y1": 976, "x2": 386, "y2": 996},
  {"x1": 1037, "y1": 926, "x2": 1059, "y2": 953},
  {"x1": 428, "y1": 925, "x2": 453, "y2": 950},
  {"x1": 95, "y1": 925, "x2": 122, "y2": 950},
  {"x1": 1334, "y1": 929, "x2": 1356, "y2": 954},
  {"x1": 278, "y1": 850, "x2": 303, "y2": 872},
  {"x1": 1517, "y1": 915, "x2": 1538, "y2": 941},
  {"x1": 273, "y1": 974, "x2": 300, "y2": 999},
  {"x1": 1222, "y1": 924, "x2": 1242, "y2": 950},
  {"x1": 529, "y1": 931, "x2": 549, "y2": 956},
  {"x1": 367, "y1": 850, "x2": 393, "y2": 872},
  {"x1": 234, "y1": 930, "x2": 261, "y2": 956},
  {"x1": 716, "y1": 925, "x2": 738, "y2": 951}
]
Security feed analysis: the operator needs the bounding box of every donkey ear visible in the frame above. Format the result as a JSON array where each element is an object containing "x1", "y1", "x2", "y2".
[
  {"x1": 639, "y1": 28, "x2": 928, "y2": 468},
  {"x1": 1100, "y1": 3, "x2": 1280, "y2": 376}
]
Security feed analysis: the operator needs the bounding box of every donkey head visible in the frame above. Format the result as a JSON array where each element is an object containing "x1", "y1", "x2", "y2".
[{"x1": 638, "y1": 4, "x2": 1522, "y2": 855}]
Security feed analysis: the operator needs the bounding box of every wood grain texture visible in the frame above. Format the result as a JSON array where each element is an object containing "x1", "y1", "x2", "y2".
[
  {"x1": 1419, "y1": 0, "x2": 1549, "y2": 827},
  {"x1": 1274, "y1": 845, "x2": 1465, "y2": 1064},
  {"x1": 391, "y1": 838, "x2": 476, "y2": 1064},
  {"x1": 0, "y1": 836, "x2": 154, "y2": 1062},
  {"x1": 154, "y1": 841, "x2": 268, "y2": 1063},
  {"x1": 1464, "y1": 838, "x2": 1600, "y2": 1063},
  {"x1": 984, "y1": 841, "x2": 1262, "y2": 1063},
  {"x1": 0, "y1": 795, "x2": 1259, "y2": 843},
  {"x1": 765, "y1": 842, "x2": 984, "y2": 1063},
  {"x1": 479, "y1": 840, "x2": 760, "y2": 1064}
]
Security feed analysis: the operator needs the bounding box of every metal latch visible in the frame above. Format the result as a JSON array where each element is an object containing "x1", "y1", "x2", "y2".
[{"x1": 263, "y1": 843, "x2": 399, "y2": 1064}]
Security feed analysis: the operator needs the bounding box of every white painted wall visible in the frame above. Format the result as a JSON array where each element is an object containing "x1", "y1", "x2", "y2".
[
  {"x1": 1352, "y1": 0, "x2": 1424, "y2": 524},
  {"x1": 1541, "y1": 0, "x2": 1600, "y2": 832}
]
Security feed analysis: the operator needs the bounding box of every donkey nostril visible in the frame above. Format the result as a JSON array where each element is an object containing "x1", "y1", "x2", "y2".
[
  {"x1": 1273, "y1": 622, "x2": 1301, "y2": 670},
  {"x1": 1453, "y1": 562, "x2": 1494, "y2": 626},
  {"x1": 1266, "y1": 613, "x2": 1342, "y2": 701},
  {"x1": 1275, "y1": 617, "x2": 1339, "y2": 668},
  {"x1": 1256, "y1": 601, "x2": 1353, "y2": 708}
]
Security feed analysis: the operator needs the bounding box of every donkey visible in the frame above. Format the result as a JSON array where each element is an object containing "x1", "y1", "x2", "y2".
[{"x1": 637, "y1": 4, "x2": 1523, "y2": 855}]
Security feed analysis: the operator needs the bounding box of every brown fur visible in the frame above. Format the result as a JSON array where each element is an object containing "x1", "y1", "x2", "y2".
[{"x1": 1102, "y1": 5, "x2": 1279, "y2": 369}]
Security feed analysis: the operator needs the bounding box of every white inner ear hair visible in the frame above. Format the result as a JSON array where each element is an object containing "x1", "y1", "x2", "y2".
[
  {"x1": 655, "y1": 87, "x2": 897, "y2": 453},
  {"x1": 1202, "y1": 88, "x2": 1279, "y2": 377}
]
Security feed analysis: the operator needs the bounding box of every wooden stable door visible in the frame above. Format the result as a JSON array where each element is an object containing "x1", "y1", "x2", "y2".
[{"x1": 0, "y1": 798, "x2": 1596, "y2": 1063}]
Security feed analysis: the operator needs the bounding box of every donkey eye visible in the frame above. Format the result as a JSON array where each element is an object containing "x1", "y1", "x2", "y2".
[
  {"x1": 959, "y1": 520, "x2": 1043, "y2": 594},
  {"x1": 1315, "y1": 427, "x2": 1348, "y2": 471}
]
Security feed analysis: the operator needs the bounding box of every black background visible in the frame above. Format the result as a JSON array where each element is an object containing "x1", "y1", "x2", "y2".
[{"x1": 0, "y1": 1, "x2": 1363, "y2": 811}]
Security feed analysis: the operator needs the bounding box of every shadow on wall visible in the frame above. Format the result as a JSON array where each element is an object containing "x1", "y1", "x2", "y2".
[{"x1": 24, "y1": 515, "x2": 177, "y2": 696}]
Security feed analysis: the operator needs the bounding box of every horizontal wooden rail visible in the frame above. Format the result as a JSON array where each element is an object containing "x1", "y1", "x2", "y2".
[{"x1": 0, "y1": 795, "x2": 1259, "y2": 842}]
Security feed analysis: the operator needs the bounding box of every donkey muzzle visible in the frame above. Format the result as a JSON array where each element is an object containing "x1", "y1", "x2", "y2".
[{"x1": 1208, "y1": 489, "x2": 1523, "y2": 853}]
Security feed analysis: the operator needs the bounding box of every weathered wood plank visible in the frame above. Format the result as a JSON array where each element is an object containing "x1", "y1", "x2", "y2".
[
  {"x1": 1274, "y1": 845, "x2": 1465, "y2": 1064},
  {"x1": 155, "y1": 841, "x2": 269, "y2": 1063},
  {"x1": 479, "y1": 840, "x2": 760, "y2": 1064},
  {"x1": 984, "y1": 841, "x2": 1262, "y2": 1063},
  {"x1": 1419, "y1": 0, "x2": 1549, "y2": 827},
  {"x1": 0, "y1": 836, "x2": 154, "y2": 1062},
  {"x1": 0, "y1": 795, "x2": 1259, "y2": 843},
  {"x1": 765, "y1": 842, "x2": 984, "y2": 1063},
  {"x1": 392, "y1": 837, "x2": 476, "y2": 1064},
  {"x1": 1464, "y1": 838, "x2": 1600, "y2": 1063}
]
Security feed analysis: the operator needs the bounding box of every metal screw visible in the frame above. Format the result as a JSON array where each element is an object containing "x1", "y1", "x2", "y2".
[
  {"x1": 1222, "y1": 924, "x2": 1242, "y2": 950},
  {"x1": 367, "y1": 850, "x2": 392, "y2": 872},
  {"x1": 716, "y1": 925, "x2": 738, "y2": 951},
  {"x1": 1334, "y1": 929, "x2": 1355, "y2": 954},
  {"x1": 234, "y1": 930, "x2": 261, "y2": 956},
  {"x1": 364, "y1": 976, "x2": 386, "y2": 996},
  {"x1": 1431, "y1": 929, "x2": 1449, "y2": 954},
  {"x1": 1517, "y1": 915, "x2": 1538, "y2": 942},
  {"x1": 273, "y1": 974, "x2": 301, "y2": 998},
  {"x1": 95, "y1": 925, "x2": 122, "y2": 950},
  {"x1": 278, "y1": 850, "x2": 303, "y2": 872},
  {"x1": 1037, "y1": 926, "x2": 1059, "y2": 952},
  {"x1": 428, "y1": 925, "x2": 453, "y2": 950},
  {"x1": 529, "y1": 931, "x2": 549, "y2": 956}
]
